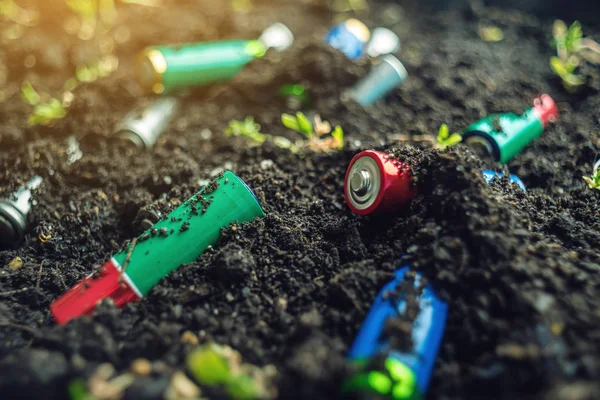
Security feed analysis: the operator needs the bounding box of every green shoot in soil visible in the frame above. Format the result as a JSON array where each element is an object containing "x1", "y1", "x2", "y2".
[
  {"x1": 281, "y1": 112, "x2": 344, "y2": 152},
  {"x1": 281, "y1": 112, "x2": 313, "y2": 138},
  {"x1": 187, "y1": 342, "x2": 276, "y2": 400},
  {"x1": 583, "y1": 161, "x2": 600, "y2": 190},
  {"x1": 551, "y1": 20, "x2": 600, "y2": 92},
  {"x1": 279, "y1": 84, "x2": 310, "y2": 106},
  {"x1": 22, "y1": 82, "x2": 67, "y2": 126},
  {"x1": 437, "y1": 124, "x2": 462, "y2": 150},
  {"x1": 225, "y1": 117, "x2": 267, "y2": 144},
  {"x1": 68, "y1": 379, "x2": 93, "y2": 400}
]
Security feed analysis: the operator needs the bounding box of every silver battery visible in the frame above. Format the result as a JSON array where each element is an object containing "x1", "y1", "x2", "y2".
[
  {"x1": 0, "y1": 175, "x2": 43, "y2": 248},
  {"x1": 114, "y1": 96, "x2": 179, "y2": 150}
]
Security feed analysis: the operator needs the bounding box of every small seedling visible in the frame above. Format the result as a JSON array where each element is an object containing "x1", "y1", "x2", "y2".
[
  {"x1": 21, "y1": 82, "x2": 68, "y2": 126},
  {"x1": 187, "y1": 342, "x2": 276, "y2": 400},
  {"x1": 437, "y1": 124, "x2": 462, "y2": 150},
  {"x1": 550, "y1": 20, "x2": 600, "y2": 92},
  {"x1": 583, "y1": 160, "x2": 600, "y2": 190},
  {"x1": 225, "y1": 116, "x2": 267, "y2": 144},
  {"x1": 281, "y1": 112, "x2": 345, "y2": 153},
  {"x1": 281, "y1": 111, "x2": 314, "y2": 139},
  {"x1": 279, "y1": 84, "x2": 310, "y2": 106},
  {"x1": 67, "y1": 379, "x2": 93, "y2": 400}
]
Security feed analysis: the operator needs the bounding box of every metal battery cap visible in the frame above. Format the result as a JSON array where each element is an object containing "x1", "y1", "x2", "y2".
[{"x1": 346, "y1": 156, "x2": 381, "y2": 212}]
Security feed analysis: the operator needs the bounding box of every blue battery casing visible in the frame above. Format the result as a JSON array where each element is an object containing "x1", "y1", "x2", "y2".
[
  {"x1": 324, "y1": 22, "x2": 368, "y2": 60},
  {"x1": 347, "y1": 266, "x2": 448, "y2": 395},
  {"x1": 481, "y1": 170, "x2": 527, "y2": 191}
]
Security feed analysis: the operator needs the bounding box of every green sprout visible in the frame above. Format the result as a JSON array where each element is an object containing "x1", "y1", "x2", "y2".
[
  {"x1": 21, "y1": 81, "x2": 40, "y2": 106},
  {"x1": 278, "y1": 84, "x2": 310, "y2": 106},
  {"x1": 281, "y1": 112, "x2": 344, "y2": 152},
  {"x1": 21, "y1": 82, "x2": 68, "y2": 126},
  {"x1": 550, "y1": 20, "x2": 600, "y2": 92},
  {"x1": 583, "y1": 161, "x2": 600, "y2": 190},
  {"x1": 225, "y1": 116, "x2": 267, "y2": 144},
  {"x1": 437, "y1": 124, "x2": 462, "y2": 150},
  {"x1": 187, "y1": 342, "x2": 276, "y2": 400},
  {"x1": 67, "y1": 379, "x2": 93, "y2": 400},
  {"x1": 281, "y1": 112, "x2": 314, "y2": 138}
]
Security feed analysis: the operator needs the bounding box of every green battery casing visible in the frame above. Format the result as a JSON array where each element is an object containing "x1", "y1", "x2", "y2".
[
  {"x1": 138, "y1": 40, "x2": 266, "y2": 94},
  {"x1": 462, "y1": 109, "x2": 543, "y2": 164},
  {"x1": 114, "y1": 171, "x2": 264, "y2": 295}
]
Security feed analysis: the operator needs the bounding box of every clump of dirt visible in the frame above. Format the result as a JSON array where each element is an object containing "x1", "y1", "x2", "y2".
[{"x1": 1, "y1": 1, "x2": 600, "y2": 400}]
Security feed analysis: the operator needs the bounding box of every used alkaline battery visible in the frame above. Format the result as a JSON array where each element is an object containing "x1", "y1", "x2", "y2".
[
  {"x1": 137, "y1": 23, "x2": 294, "y2": 94},
  {"x1": 0, "y1": 176, "x2": 43, "y2": 249},
  {"x1": 114, "y1": 96, "x2": 179, "y2": 150},
  {"x1": 343, "y1": 265, "x2": 449, "y2": 399},
  {"x1": 463, "y1": 94, "x2": 559, "y2": 164},
  {"x1": 482, "y1": 170, "x2": 527, "y2": 191},
  {"x1": 344, "y1": 150, "x2": 527, "y2": 216},
  {"x1": 324, "y1": 18, "x2": 371, "y2": 60},
  {"x1": 349, "y1": 55, "x2": 408, "y2": 106},
  {"x1": 50, "y1": 171, "x2": 264, "y2": 324}
]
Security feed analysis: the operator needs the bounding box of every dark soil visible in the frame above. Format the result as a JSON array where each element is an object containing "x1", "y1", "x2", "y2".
[{"x1": 1, "y1": 1, "x2": 600, "y2": 399}]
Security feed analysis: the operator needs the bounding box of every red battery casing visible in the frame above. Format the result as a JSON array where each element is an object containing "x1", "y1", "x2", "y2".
[{"x1": 344, "y1": 150, "x2": 416, "y2": 215}]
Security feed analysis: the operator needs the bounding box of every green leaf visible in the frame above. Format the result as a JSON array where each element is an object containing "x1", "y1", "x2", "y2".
[
  {"x1": 331, "y1": 125, "x2": 344, "y2": 150},
  {"x1": 553, "y1": 20, "x2": 568, "y2": 44},
  {"x1": 438, "y1": 124, "x2": 449, "y2": 141},
  {"x1": 28, "y1": 98, "x2": 67, "y2": 126},
  {"x1": 187, "y1": 345, "x2": 231, "y2": 386},
  {"x1": 295, "y1": 112, "x2": 313, "y2": 137},
  {"x1": 281, "y1": 113, "x2": 301, "y2": 132},
  {"x1": 21, "y1": 81, "x2": 40, "y2": 106},
  {"x1": 227, "y1": 375, "x2": 260, "y2": 400},
  {"x1": 68, "y1": 379, "x2": 93, "y2": 400},
  {"x1": 446, "y1": 132, "x2": 462, "y2": 146},
  {"x1": 566, "y1": 21, "x2": 583, "y2": 53}
]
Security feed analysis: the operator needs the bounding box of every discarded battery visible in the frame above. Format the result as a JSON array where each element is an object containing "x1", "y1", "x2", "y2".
[
  {"x1": 114, "y1": 96, "x2": 179, "y2": 149},
  {"x1": 0, "y1": 176, "x2": 43, "y2": 249},
  {"x1": 349, "y1": 55, "x2": 408, "y2": 106},
  {"x1": 462, "y1": 94, "x2": 559, "y2": 164},
  {"x1": 50, "y1": 171, "x2": 264, "y2": 324},
  {"x1": 324, "y1": 19, "x2": 371, "y2": 60},
  {"x1": 345, "y1": 150, "x2": 527, "y2": 215},
  {"x1": 137, "y1": 23, "x2": 294, "y2": 94},
  {"x1": 343, "y1": 265, "x2": 449, "y2": 399}
]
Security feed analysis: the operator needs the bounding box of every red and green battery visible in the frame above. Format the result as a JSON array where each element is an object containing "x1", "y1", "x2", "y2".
[
  {"x1": 462, "y1": 94, "x2": 559, "y2": 164},
  {"x1": 136, "y1": 23, "x2": 294, "y2": 94},
  {"x1": 50, "y1": 171, "x2": 264, "y2": 324}
]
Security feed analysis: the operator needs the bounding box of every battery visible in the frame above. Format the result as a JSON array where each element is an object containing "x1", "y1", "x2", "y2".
[
  {"x1": 114, "y1": 97, "x2": 179, "y2": 150},
  {"x1": 344, "y1": 150, "x2": 416, "y2": 216},
  {"x1": 50, "y1": 171, "x2": 264, "y2": 324},
  {"x1": 481, "y1": 170, "x2": 527, "y2": 191},
  {"x1": 137, "y1": 23, "x2": 294, "y2": 95},
  {"x1": 462, "y1": 94, "x2": 559, "y2": 164},
  {"x1": 349, "y1": 55, "x2": 408, "y2": 106},
  {"x1": 344, "y1": 150, "x2": 527, "y2": 216},
  {"x1": 0, "y1": 176, "x2": 43, "y2": 249},
  {"x1": 324, "y1": 18, "x2": 371, "y2": 60},
  {"x1": 343, "y1": 265, "x2": 449, "y2": 399}
]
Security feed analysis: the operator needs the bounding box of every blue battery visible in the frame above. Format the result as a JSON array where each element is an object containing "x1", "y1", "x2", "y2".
[
  {"x1": 481, "y1": 170, "x2": 527, "y2": 191},
  {"x1": 345, "y1": 266, "x2": 448, "y2": 399},
  {"x1": 324, "y1": 19, "x2": 371, "y2": 60}
]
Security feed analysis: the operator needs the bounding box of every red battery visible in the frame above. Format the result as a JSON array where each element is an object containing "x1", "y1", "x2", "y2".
[{"x1": 344, "y1": 150, "x2": 416, "y2": 215}]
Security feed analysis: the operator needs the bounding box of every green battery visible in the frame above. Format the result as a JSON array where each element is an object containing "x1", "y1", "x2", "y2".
[
  {"x1": 462, "y1": 94, "x2": 559, "y2": 164},
  {"x1": 50, "y1": 171, "x2": 264, "y2": 324},
  {"x1": 137, "y1": 23, "x2": 294, "y2": 94}
]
